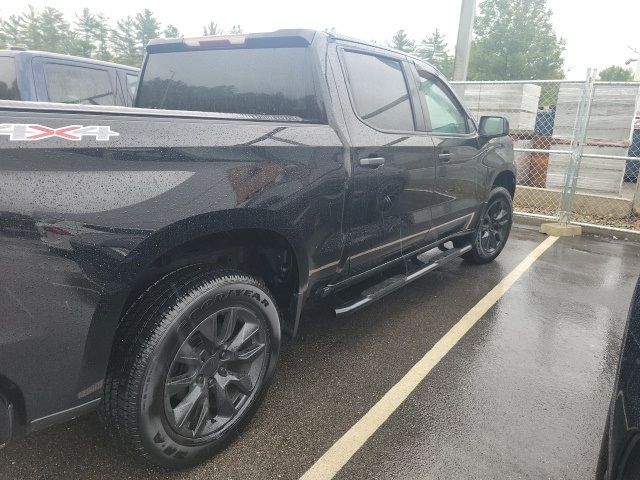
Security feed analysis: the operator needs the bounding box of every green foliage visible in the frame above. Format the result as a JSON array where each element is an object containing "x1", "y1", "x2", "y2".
[
  {"x1": 39, "y1": 7, "x2": 72, "y2": 53},
  {"x1": 18, "y1": 6, "x2": 43, "y2": 49},
  {"x1": 416, "y1": 29, "x2": 453, "y2": 78},
  {"x1": 203, "y1": 21, "x2": 223, "y2": 36},
  {"x1": 111, "y1": 16, "x2": 139, "y2": 66},
  {"x1": 72, "y1": 8, "x2": 102, "y2": 57},
  {"x1": 384, "y1": 28, "x2": 455, "y2": 79},
  {"x1": 93, "y1": 14, "x2": 112, "y2": 61},
  {"x1": 388, "y1": 29, "x2": 415, "y2": 53},
  {"x1": 134, "y1": 9, "x2": 160, "y2": 60},
  {"x1": 163, "y1": 25, "x2": 180, "y2": 38},
  {"x1": 598, "y1": 65, "x2": 634, "y2": 82},
  {"x1": 0, "y1": 8, "x2": 246, "y2": 66},
  {"x1": 469, "y1": 0, "x2": 565, "y2": 80}
]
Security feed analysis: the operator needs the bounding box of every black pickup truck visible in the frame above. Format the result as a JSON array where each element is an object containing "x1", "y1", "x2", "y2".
[{"x1": 0, "y1": 29, "x2": 516, "y2": 468}]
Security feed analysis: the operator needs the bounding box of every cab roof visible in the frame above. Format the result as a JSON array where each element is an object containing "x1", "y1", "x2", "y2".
[{"x1": 0, "y1": 49, "x2": 140, "y2": 72}]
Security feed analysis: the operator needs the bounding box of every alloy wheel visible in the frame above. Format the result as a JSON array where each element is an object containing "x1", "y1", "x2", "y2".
[
  {"x1": 478, "y1": 197, "x2": 511, "y2": 256},
  {"x1": 163, "y1": 306, "x2": 268, "y2": 438}
]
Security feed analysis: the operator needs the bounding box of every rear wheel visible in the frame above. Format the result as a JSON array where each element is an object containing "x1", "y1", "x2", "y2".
[
  {"x1": 101, "y1": 267, "x2": 280, "y2": 469},
  {"x1": 455, "y1": 186, "x2": 513, "y2": 264}
]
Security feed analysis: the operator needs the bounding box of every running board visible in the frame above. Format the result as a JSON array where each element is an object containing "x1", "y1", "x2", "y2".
[{"x1": 333, "y1": 244, "x2": 472, "y2": 316}]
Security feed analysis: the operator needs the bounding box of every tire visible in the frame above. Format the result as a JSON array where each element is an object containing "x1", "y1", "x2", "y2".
[
  {"x1": 455, "y1": 186, "x2": 513, "y2": 264},
  {"x1": 101, "y1": 266, "x2": 281, "y2": 469}
]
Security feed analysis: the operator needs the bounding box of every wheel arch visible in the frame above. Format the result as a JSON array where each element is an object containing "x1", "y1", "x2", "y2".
[
  {"x1": 76, "y1": 209, "x2": 307, "y2": 405},
  {"x1": 491, "y1": 169, "x2": 516, "y2": 199}
]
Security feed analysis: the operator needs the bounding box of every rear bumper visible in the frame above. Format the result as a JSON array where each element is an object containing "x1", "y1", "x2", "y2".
[{"x1": 0, "y1": 395, "x2": 14, "y2": 447}]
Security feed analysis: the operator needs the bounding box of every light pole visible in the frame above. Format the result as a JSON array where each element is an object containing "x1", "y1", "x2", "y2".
[
  {"x1": 452, "y1": 0, "x2": 477, "y2": 81},
  {"x1": 626, "y1": 46, "x2": 640, "y2": 81},
  {"x1": 624, "y1": 57, "x2": 640, "y2": 81}
]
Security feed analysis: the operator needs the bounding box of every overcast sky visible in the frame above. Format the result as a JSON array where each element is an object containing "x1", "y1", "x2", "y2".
[{"x1": 1, "y1": 0, "x2": 639, "y2": 79}]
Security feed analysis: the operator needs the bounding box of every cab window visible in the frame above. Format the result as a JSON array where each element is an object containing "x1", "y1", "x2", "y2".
[
  {"x1": 419, "y1": 73, "x2": 469, "y2": 134},
  {"x1": 0, "y1": 57, "x2": 20, "y2": 100},
  {"x1": 342, "y1": 50, "x2": 415, "y2": 132},
  {"x1": 44, "y1": 63, "x2": 115, "y2": 105}
]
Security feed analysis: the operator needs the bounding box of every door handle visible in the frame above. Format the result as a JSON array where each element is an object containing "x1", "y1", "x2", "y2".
[
  {"x1": 439, "y1": 152, "x2": 452, "y2": 162},
  {"x1": 359, "y1": 157, "x2": 385, "y2": 168}
]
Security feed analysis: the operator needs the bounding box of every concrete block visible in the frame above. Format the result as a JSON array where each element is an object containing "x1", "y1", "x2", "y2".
[
  {"x1": 452, "y1": 83, "x2": 541, "y2": 131},
  {"x1": 546, "y1": 144, "x2": 627, "y2": 195},
  {"x1": 553, "y1": 83, "x2": 640, "y2": 144},
  {"x1": 514, "y1": 185, "x2": 632, "y2": 218},
  {"x1": 540, "y1": 222, "x2": 582, "y2": 236}
]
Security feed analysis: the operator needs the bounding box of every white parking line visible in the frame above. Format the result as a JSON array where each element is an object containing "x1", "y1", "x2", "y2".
[{"x1": 300, "y1": 235, "x2": 559, "y2": 480}]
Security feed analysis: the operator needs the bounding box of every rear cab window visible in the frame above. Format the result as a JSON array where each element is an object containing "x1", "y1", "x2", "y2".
[
  {"x1": 341, "y1": 50, "x2": 415, "y2": 132},
  {"x1": 0, "y1": 57, "x2": 20, "y2": 100},
  {"x1": 136, "y1": 47, "x2": 325, "y2": 122},
  {"x1": 43, "y1": 62, "x2": 115, "y2": 105}
]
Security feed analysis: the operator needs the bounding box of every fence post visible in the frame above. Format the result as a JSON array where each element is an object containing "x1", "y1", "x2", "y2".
[{"x1": 557, "y1": 69, "x2": 597, "y2": 224}]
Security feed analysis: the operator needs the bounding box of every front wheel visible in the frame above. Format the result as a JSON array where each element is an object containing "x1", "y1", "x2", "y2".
[
  {"x1": 455, "y1": 186, "x2": 513, "y2": 264},
  {"x1": 101, "y1": 267, "x2": 281, "y2": 469}
]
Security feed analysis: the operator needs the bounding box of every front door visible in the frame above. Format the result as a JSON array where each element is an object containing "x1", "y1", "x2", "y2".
[
  {"x1": 412, "y1": 65, "x2": 484, "y2": 240},
  {"x1": 335, "y1": 46, "x2": 439, "y2": 274}
]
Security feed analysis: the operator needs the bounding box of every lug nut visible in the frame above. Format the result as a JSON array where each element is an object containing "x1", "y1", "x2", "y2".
[{"x1": 218, "y1": 367, "x2": 228, "y2": 376}]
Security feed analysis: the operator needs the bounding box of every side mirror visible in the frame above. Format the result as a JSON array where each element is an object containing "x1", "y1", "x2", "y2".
[{"x1": 479, "y1": 116, "x2": 509, "y2": 139}]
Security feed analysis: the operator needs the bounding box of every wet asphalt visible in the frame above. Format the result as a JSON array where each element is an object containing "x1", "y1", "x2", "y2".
[{"x1": 1, "y1": 226, "x2": 639, "y2": 480}]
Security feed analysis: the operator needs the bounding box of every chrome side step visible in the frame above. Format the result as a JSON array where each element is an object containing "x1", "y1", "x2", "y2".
[{"x1": 333, "y1": 244, "x2": 472, "y2": 316}]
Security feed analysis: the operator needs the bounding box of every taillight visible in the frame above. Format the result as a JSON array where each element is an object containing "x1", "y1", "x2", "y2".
[
  {"x1": 45, "y1": 225, "x2": 71, "y2": 236},
  {"x1": 183, "y1": 35, "x2": 246, "y2": 49}
]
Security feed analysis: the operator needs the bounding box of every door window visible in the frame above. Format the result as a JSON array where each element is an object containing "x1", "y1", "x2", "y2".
[
  {"x1": 419, "y1": 74, "x2": 469, "y2": 134},
  {"x1": 342, "y1": 50, "x2": 415, "y2": 132},
  {"x1": 126, "y1": 73, "x2": 138, "y2": 98},
  {"x1": 0, "y1": 57, "x2": 19, "y2": 100},
  {"x1": 44, "y1": 63, "x2": 115, "y2": 105}
]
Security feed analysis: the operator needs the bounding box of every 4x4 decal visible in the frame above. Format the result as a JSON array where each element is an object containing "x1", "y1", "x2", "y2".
[{"x1": 0, "y1": 123, "x2": 119, "y2": 141}]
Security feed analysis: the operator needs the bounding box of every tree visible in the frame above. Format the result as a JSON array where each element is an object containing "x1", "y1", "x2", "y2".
[
  {"x1": 163, "y1": 24, "x2": 180, "y2": 38},
  {"x1": 93, "y1": 14, "x2": 112, "y2": 61},
  {"x1": 73, "y1": 8, "x2": 101, "y2": 57},
  {"x1": 203, "y1": 21, "x2": 223, "y2": 36},
  {"x1": 17, "y1": 6, "x2": 43, "y2": 50},
  {"x1": 111, "y1": 16, "x2": 139, "y2": 66},
  {"x1": 598, "y1": 65, "x2": 634, "y2": 81},
  {"x1": 0, "y1": 6, "x2": 75, "y2": 54},
  {"x1": 388, "y1": 29, "x2": 415, "y2": 53},
  {"x1": 134, "y1": 9, "x2": 160, "y2": 57},
  {"x1": 230, "y1": 25, "x2": 243, "y2": 35},
  {"x1": 469, "y1": 0, "x2": 565, "y2": 80},
  {"x1": 416, "y1": 29, "x2": 453, "y2": 78},
  {"x1": 0, "y1": 16, "x2": 23, "y2": 47}
]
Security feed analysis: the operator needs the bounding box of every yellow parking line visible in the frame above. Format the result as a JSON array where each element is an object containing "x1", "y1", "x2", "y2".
[{"x1": 300, "y1": 235, "x2": 559, "y2": 480}]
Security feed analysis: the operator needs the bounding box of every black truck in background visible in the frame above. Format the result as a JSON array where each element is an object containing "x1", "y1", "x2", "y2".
[
  {"x1": 0, "y1": 48, "x2": 139, "y2": 106},
  {"x1": 0, "y1": 30, "x2": 516, "y2": 468}
]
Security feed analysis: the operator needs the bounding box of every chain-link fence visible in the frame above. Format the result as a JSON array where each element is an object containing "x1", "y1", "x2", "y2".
[{"x1": 452, "y1": 75, "x2": 640, "y2": 232}]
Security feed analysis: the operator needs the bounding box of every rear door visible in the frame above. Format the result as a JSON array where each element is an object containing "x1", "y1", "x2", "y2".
[
  {"x1": 333, "y1": 44, "x2": 439, "y2": 274},
  {"x1": 411, "y1": 63, "x2": 484, "y2": 240}
]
